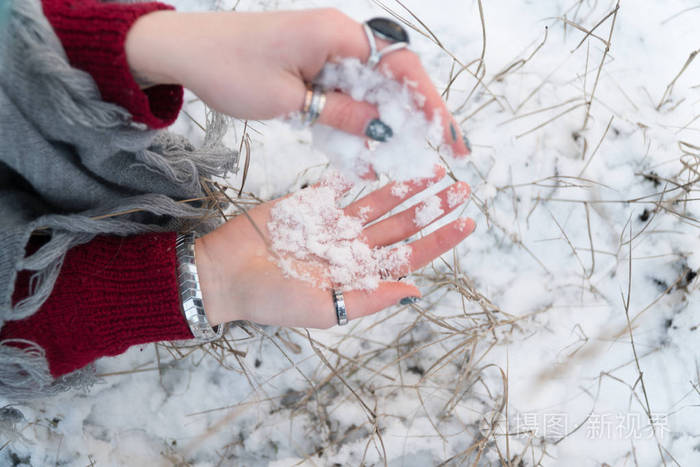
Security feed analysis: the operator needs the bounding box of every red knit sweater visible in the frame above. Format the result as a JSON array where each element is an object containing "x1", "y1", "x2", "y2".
[
  {"x1": 43, "y1": 0, "x2": 183, "y2": 129},
  {"x1": 0, "y1": 1, "x2": 194, "y2": 378}
]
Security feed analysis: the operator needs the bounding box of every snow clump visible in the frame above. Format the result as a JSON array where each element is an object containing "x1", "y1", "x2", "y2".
[
  {"x1": 310, "y1": 58, "x2": 445, "y2": 182},
  {"x1": 267, "y1": 178, "x2": 411, "y2": 291}
]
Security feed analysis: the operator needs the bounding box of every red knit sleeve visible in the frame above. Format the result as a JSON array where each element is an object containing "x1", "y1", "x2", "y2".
[
  {"x1": 0, "y1": 233, "x2": 193, "y2": 378},
  {"x1": 41, "y1": 0, "x2": 183, "y2": 129}
]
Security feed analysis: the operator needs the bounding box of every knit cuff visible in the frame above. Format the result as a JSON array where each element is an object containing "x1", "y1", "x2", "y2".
[
  {"x1": 1, "y1": 233, "x2": 193, "y2": 378},
  {"x1": 41, "y1": 0, "x2": 183, "y2": 129}
]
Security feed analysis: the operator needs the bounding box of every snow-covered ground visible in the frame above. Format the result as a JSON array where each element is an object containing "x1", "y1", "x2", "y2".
[{"x1": 3, "y1": 0, "x2": 700, "y2": 465}]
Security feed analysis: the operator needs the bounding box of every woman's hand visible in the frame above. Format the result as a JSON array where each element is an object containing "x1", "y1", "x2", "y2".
[
  {"x1": 124, "y1": 8, "x2": 470, "y2": 156},
  {"x1": 194, "y1": 169, "x2": 475, "y2": 329}
]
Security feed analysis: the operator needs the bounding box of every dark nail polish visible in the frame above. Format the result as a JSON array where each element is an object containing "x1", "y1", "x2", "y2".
[
  {"x1": 462, "y1": 134, "x2": 472, "y2": 152},
  {"x1": 450, "y1": 123, "x2": 457, "y2": 142},
  {"x1": 400, "y1": 296, "x2": 420, "y2": 305},
  {"x1": 366, "y1": 119, "x2": 393, "y2": 142}
]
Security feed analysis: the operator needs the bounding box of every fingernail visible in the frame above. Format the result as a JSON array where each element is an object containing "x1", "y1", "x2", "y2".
[
  {"x1": 366, "y1": 119, "x2": 393, "y2": 142},
  {"x1": 400, "y1": 296, "x2": 420, "y2": 305},
  {"x1": 462, "y1": 134, "x2": 472, "y2": 152},
  {"x1": 450, "y1": 123, "x2": 458, "y2": 142}
]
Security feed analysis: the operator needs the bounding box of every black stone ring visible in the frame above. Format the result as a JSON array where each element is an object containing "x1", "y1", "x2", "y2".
[{"x1": 364, "y1": 17, "x2": 410, "y2": 68}]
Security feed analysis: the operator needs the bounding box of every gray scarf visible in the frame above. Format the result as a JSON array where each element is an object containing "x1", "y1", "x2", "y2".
[{"x1": 0, "y1": 0, "x2": 238, "y2": 400}]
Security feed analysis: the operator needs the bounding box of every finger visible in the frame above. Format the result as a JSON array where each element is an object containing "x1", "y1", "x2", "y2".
[
  {"x1": 323, "y1": 16, "x2": 470, "y2": 157},
  {"x1": 344, "y1": 165, "x2": 446, "y2": 223},
  {"x1": 389, "y1": 217, "x2": 476, "y2": 278},
  {"x1": 343, "y1": 281, "x2": 421, "y2": 322},
  {"x1": 363, "y1": 181, "x2": 471, "y2": 247},
  {"x1": 313, "y1": 93, "x2": 383, "y2": 181},
  {"x1": 299, "y1": 171, "x2": 354, "y2": 200},
  {"x1": 383, "y1": 53, "x2": 471, "y2": 157},
  {"x1": 317, "y1": 91, "x2": 392, "y2": 142},
  {"x1": 358, "y1": 163, "x2": 379, "y2": 181}
]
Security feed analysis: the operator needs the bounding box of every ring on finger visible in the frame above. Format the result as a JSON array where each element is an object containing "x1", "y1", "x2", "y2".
[
  {"x1": 363, "y1": 17, "x2": 410, "y2": 68},
  {"x1": 332, "y1": 289, "x2": 348, "y2": 326},
  {"x1": 301, "y1": 84, "x2": 326, "y2": 126}
]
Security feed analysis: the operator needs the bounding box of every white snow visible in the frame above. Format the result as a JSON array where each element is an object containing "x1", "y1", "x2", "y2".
[
  {"x1": 4, "y1": 0, "x2": 700, "y2": 466},
  {"x1": 390, "y1": 182, "x2": 409, "y2": 198},
  {"x1": 413, "y1": 195, "x2": 444, "y2": 227},
  {"x1": 357, "y1": 204, "x2": 373, "y2": 220},
  {"x1": 446, "y1": 182, "x2": 469, "y2": 208},
  {"x1": 267, "y1": 181, "x2": 410, "y2": 290},
  {"x1": 310, "y1": 59, "x2": 446, "y2": 182}
]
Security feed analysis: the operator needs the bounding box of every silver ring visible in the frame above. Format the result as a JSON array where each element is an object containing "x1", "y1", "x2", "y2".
[
  {"x1": 363, "y1": 17, "x2": 410, "y2": 68},
  {"x1": 301, "y1": 84, "x2": 326, "y2": 126},
  {"x1": 332, "y1": 289, "x2": 348, "y2": 326}
]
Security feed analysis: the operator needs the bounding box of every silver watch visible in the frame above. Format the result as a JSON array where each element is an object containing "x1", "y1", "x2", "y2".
[{"x1": 175, "y1": 233, "x2": 225, "y2": 343}]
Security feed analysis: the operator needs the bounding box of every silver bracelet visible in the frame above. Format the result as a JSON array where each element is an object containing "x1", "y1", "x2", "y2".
[{"x1": 175, "y1": 233, "x2": 225, "y2": 343}]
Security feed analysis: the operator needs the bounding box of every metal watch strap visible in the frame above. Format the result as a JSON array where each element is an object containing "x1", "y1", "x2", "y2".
[{"x1": 175, "y1": 233, "x2": 225, "y2": 342}]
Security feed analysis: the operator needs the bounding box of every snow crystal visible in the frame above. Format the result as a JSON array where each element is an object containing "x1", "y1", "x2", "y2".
[
  {"x1": 456, "y1": 217, "x2": 472, "y2": 232},
  {"x1": 391, "y1": 182, "x2": 410, "y2": 198},
  {"x1": 267, "y1": 183, "x2": 410, "y2": 291},
  {"x1": 358, "y1": 205, "x2": 373, "y2": 221},
  {"x1": 310, "y1": 59, "x2": 445, "y2": 182},
  {"x1": 414, "y1": 195, "x2": 444, "y2": 227},
  {"x1": 446, "y1": 183, "x2": 469, "y2": 208},
  {"x1": 319, "y1": 169, "x2": 352, "y2": 195}
]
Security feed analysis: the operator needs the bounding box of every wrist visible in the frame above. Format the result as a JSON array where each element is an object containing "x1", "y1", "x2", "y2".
[
  {"x1": 194, "y1": 235, "x2": 231, "y2": 327},
  {"x1": 175, "y1": 233, "x2": 225, "y2": 342},
  {"x1": 125, "y1": 10, "x2": 181, "y2": 86}
]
